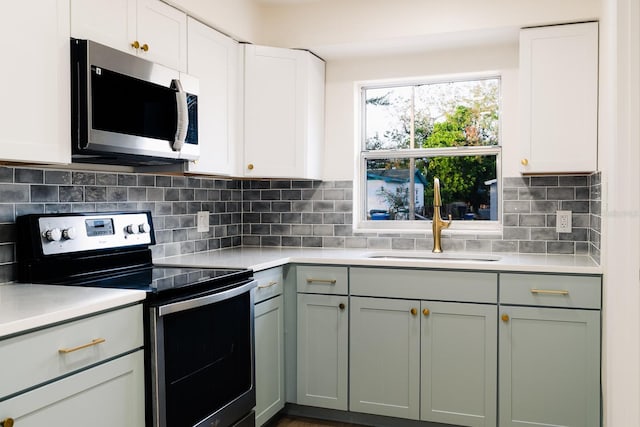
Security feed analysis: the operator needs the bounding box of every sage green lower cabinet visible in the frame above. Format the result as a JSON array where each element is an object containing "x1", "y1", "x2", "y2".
[
  {"x1": 0, "y1": 350, "x2": 144, "y2": 426},
  {"x1": 255, "y1": 295, "x2": 285, "y2": 426},
  {"x1": 349, "y1": 296, "x2": 420, "y2": 420},
  {"x1": 296, "y1": 292, "x2": 348, "y2": 410},
  {"x1": 349, "y1": 297, "x2": 497, "y2": 425},
  {"x1": 498, "y1": 306, "x2": 601, "y2": 427},
  {"x1": 349, "y1": 267, "x2": 498, "y2": 425},
  {"x1": 498, "y1": 272, "x2": 602, "y2": 427},
  {"x1": 421, "y1": 301, "x2": 497, "y2": 427},
  {"x1": 0, "y1": 304, "x2": 144, "y2": 426}
]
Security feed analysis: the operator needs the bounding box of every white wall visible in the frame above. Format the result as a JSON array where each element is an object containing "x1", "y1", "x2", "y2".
[
  {"x1": 257, "y1": 0, "x2": 600, "y2": 54},
  {"x1": 324, "y1": 43, "x2": 519, "y2": 180},
  {"x1": 599, "y1": 0, "x2": 640, "y2": 425},
  {"x1": 163, "y1": 0, "x2": 260, "y2": 42}
]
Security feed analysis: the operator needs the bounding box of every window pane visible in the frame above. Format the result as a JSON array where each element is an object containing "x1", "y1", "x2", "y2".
[
  {"x1": 415, "y1": 79, "x2": 499, "y2": 149},
  {"x1": 366, "y1": 158, "x2": 422, "y2": 220},
  {"x1": 364, "y1": 86, "x2": 412, "y2": 150},
  {"x1": 365, "y1": 155, "x2": 498, "y2": 221}
]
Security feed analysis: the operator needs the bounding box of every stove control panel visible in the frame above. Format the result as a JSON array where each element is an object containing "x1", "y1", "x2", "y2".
[{"x1": 35, "y1": 212, "x2": 154, "y2": 255}]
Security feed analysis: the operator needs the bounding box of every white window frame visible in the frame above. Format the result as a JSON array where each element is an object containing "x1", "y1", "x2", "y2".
[{"x1": 353, "y1": 73, "x2": 503, "y2": 234}]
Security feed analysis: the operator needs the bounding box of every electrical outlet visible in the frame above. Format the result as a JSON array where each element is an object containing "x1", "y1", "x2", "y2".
[
  {"x1": 197, "y1": 211, "x2": 209, "y2": 232},
  {"x1": 556, "y1": 210, "x2": 572, "y2": 233}
]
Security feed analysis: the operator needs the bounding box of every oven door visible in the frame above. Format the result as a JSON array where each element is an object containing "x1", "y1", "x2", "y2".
[{"x1": 149, "y1": 279, "x2": 257, "y2": 427}]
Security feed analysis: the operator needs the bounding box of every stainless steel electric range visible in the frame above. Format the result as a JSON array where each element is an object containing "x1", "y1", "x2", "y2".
[{"x1": 16, "y1": 211, "x2": 256, "y2": 427}]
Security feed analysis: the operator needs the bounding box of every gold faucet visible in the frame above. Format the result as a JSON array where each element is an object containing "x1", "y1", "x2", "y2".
[{"x1": 432, "y1": 177, "x2": 452, "y2": 253}]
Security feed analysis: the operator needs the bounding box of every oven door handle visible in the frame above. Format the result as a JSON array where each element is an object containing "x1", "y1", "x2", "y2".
[{"x1": 157, "y1": 279, "x2": 257, "y2": 317}]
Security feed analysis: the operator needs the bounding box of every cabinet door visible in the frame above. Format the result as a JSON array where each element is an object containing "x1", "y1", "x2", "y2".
[
  {"x1": 243, "y1": 45, "x2": 324, "y2": 179},
  {"x1": 0, "y1": 0, "x2": 71, "y2": 164},
  {"x1": 70, "y1": 0, "x2": 136, "y2": 55},
  {"x1": 421, "y1": 301, "x2": 497, "y2": 427},
  {"x1": 136, "y1": 0, "x2": 187, "y2": 71},
  {"x1": 297, "y1": 293, "x2": 348, "y2": 410},
  {"x1": 186, "y1": 18, "x2": 239, "y2": 176},
  {"x1": 0, "y1": 351, "x2": 145, "y2": 426},
  {"x1": 499, "y1": 306, "x2": 601, "y2": 427},
  {"x1": 255, "y1": 295, "x2": 285, "y2": 427},
  {"x1": 519, "y1": 22, "x2": 598, "y2": 173},
  {"x1": 349, "y1": 296, "x2": 420, "y2": 420}
]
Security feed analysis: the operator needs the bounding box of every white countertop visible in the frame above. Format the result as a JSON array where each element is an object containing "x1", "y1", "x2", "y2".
[
  {"x1": 155, "y1": 247, "x2": 602, "y2": 275},
  {"x1": 1, "y1": 247, "x2": 598, "y2": 339},
  {"x1": 0, "y1": 284, "x2": 146, "y2": 339}
]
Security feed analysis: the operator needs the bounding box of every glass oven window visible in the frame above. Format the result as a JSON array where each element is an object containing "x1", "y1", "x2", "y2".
[{"x1": 162, "y1": 291, "x2": 252, "y2": 427}]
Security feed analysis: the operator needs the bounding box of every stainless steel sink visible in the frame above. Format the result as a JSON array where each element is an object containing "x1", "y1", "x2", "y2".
[{"x1": 365, "y1": 251, "x2": 501, "y2": 262}]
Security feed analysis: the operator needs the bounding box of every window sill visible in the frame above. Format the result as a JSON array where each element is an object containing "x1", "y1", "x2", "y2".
[{"x1": 353, "y1": 220, "x2": 503, "y2": 236}]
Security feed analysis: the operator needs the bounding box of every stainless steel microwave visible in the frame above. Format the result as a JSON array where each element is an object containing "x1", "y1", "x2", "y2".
[{"x1": 71, "y1": 38, "x2": 199, "y2": 166}]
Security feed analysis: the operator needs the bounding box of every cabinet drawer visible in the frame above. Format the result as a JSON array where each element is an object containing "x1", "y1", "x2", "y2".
[
  {"x1": 350, "y1": 267, "x2": 497, "y2": 303},
  {"x1": 0, "y1": 350, "x2": 145, "y2": 426},
  {"x1": 0, "y1": 304, "x2": 143, "y2": 399},
  {"x1": 296, "y1": 265, "x2": 348, "y2": 295},
  {"x1": 254, "y1": 267, "x2": 284, "y2": 304},
  {"x1": 500, "y1": 273, "x2": 601, "y2": 309}
]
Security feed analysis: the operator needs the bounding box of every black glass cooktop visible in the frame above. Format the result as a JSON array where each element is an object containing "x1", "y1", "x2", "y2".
[
  {"x1": 150, "y1": 266, "x2": 252, "y2": 294},
  {"x1": 40, "y1": 264, "x2": 252, "y2": 298}
]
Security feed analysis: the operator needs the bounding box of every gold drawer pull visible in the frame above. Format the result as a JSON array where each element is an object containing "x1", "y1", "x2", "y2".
[
  {"x1": 306, "y1": 278, "x2": 337, "y2": 284},
  {"x1": 258, "y1": 281, "x2": 278, "y2": 289},
  {"x1": 131, "y1": 40, "x2": 140, "y2": 49},
  {"x1": 531, "y1": 289, "x2": 569, "y2": 296},
  {"x1": 59, "y1": 338, "x2": 106, "y2": 354},
  {"x1": 339, "y1": 303, "x2": 346, "y2": 311},
  {"x1": 410, "y1": 308, "x2": 418, "y2": 316},
  {"x1": 1, "y1": 418, "x2": 14, "y2": 427},
  {"x1": 501, "y1": 314, "x2": 510, "y2": 322},
  {"x1": 140, "y1": 43, "x2": 149, "y2": 52},
  {"x1": 423, "y1": 308, "x2": 430, "y2": 316}
]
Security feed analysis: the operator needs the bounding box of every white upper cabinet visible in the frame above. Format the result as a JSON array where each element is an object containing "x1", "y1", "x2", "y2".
[
  {"x1": 519, "y1": 22, "x2": 598, "y2": 174},
  {"x1": 243, "y1": 45, "x2": 325, "y2": 179},
  {"x1": 0, "y1": 0, "x2": 71, "y2": 164},
  {"x1": 71, "y1": 0, "x2": 187, "y2": 72},
  {"x1": 186, "y1": 18, "x2": 239, "y2": 176}
]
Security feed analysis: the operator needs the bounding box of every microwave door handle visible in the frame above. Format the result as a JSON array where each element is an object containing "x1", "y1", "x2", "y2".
[{"x1": 171, "y1": 79, "x2": 188, "y2": 152}]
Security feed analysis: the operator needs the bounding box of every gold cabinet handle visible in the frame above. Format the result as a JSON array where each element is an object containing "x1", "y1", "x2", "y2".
[
  {"x1": 257, "y1": 280, "x2": 278, "y2": 289},
  {"x1": 501, "y1": 314, "x2": 510, "y2": 322},
  {"x1": 247, "y1": 163, "x2": 254, "y2": 170},
  {"x1": 423, "y1": 308, "x2": 430, "y2": 316},
  {"x1": 521, "y1": 158, "x2": 529, "y2": 166},
  {"x1": 58, "y1": 338, "x2": 106, "y2": 354},
  {"x1": 1, "y1": 418, "x2": 15, "y2": 427},
  {"x1": 140, "y1": 43, "x2": 149, "y2": 52},
  {"x1": 131, "y1": 40, "x2": 140, "y2": 49},
  {"x1": 339, "y1": 303, "x2": 346, "y2": 311},
  {"x1": 531, "y1": 289, "x2": 569, "y2": 296},
  {"x1": 410, "y1": 308, "x2": 418, "y2": 316},
  {"x1": 306, "y1": 278, "x2": 337, "y2": 284}
]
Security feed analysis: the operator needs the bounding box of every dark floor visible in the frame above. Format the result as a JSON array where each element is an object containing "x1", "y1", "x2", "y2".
[{"x1": 273, "y1": 415, "x2": 364, "y2": 427}]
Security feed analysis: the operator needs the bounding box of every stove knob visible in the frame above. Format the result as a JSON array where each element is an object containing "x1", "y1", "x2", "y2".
[
  {"x1": 138, "y1": 223, "x2": 151, "y2": 234},
  {"x1": 125, "y1": 224, "x2": 138, "y2": 234},
  {"x1": 62, "y1": 227, "x2": 77, "y2": 240},
  {"x1": 43, "y1": 228, "x2": 62, "y2": 242}
]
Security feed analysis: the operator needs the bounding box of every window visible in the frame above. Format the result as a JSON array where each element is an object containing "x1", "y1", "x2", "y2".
[{"x1": 356, "y1": 75, "x2": 501, "y2": 232}]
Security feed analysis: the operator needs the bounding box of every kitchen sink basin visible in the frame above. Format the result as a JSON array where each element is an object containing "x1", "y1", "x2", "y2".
[{"x1": 365, "y1": 251, "x2": 502, "y2": 262}]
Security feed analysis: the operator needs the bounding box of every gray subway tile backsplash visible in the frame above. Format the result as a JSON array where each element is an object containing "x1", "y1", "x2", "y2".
[{"x1": 0, "y1": 165, "x2": 602, "y2": 284}]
